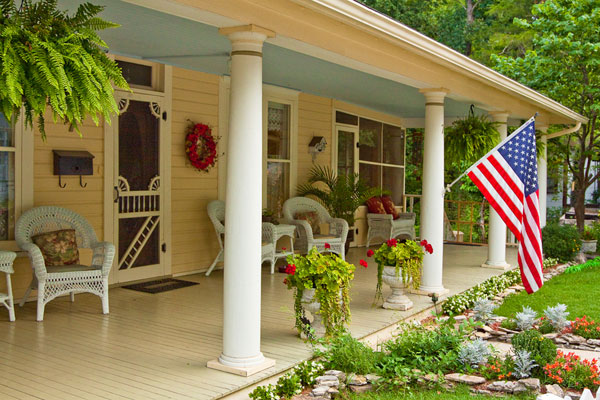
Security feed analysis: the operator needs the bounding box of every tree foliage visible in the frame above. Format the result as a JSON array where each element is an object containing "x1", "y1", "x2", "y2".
[
  {"x1": 492, "y1": 0, "x2": 600, "y2": 231},
  {"x1": 0, "y1": 0, "x2": 129, "y2": 138}
]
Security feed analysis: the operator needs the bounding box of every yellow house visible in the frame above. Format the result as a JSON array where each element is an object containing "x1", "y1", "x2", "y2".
[{"x1": 0, "y1": 0, "x2": 587, "y2": 397}]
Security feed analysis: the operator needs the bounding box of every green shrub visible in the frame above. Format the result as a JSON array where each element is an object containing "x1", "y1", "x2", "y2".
[
  {"x1": 538, "y1": 318, "x2": 555, "y2": 334},
  {"x1": 511, "y1": 330, "x2": 557, "y2": 378},
  {"x1": 249, "y1": 384, "x2": 277, "y2": 400},
  {"x1": 500, "y1": 318, "x2": 518, "y2": 331},
  {"x1": 379, "y1": 322, "x2": 469, "y2": 377},
  {"x1": 292, "y1": 360, "x2": 325, "y2": 386},
  {"x1": 315, "y1": 334, "x2": 380, "y2": 375},
  {"x1": 275, "y1": 373, "x2": 303, "y2": 399},
  {"x1": 541, "y1": 224, "x2": 582, "y2": 262}
]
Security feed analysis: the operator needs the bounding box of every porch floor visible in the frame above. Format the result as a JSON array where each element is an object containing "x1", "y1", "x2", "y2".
[{"x1": 0, "y1": 244, "x2": 517, "y2": 400}]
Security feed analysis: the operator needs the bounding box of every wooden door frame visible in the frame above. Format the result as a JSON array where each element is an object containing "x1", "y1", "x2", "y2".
[{"x1": 104, "y1": 67, "x2": 172, "y2": 285}]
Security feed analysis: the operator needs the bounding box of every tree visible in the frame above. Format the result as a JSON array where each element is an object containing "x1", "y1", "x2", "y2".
[
  {"x1": 0, "y1": 0, "x2": 129, "y2": 138},
  {"x1": 493, "y1": 0, "x2": 600, "y2": 232}
]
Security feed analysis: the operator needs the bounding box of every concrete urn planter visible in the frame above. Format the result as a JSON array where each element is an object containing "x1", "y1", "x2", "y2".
[
  {"x1": 382, "y1": 266, "x2": 414, "y2": 311},
  {"x1": 300, "y1": 288, "x2": 326, "y2": 338},
  {"x1": 582, "y1": 239, "x2": 597, "y2": 254}
]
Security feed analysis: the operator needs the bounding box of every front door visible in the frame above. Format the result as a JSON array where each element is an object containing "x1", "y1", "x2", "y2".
[{"x1": 113, "y1": 93, "x2": 166, "y2": 283}]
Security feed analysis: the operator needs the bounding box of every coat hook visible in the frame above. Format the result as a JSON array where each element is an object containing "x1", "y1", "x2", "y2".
[
  {"x1": 79, "y1": 175, "x2": 87, "y2": 188},
  {"x1": 59, "y1": 175, "x2": 67, "y2": 188}
]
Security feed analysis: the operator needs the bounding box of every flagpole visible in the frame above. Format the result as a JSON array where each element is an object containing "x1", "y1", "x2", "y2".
[{"x1": 444, "y1": 114, "x2": 537, "y2": 193}]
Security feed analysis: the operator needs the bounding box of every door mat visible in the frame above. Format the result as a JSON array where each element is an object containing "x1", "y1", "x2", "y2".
[{"x1": 122, "y1": 278, "x2": 198, "y2": 294}]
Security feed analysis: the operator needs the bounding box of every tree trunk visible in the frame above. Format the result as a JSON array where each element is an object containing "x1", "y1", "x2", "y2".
[
  {"x1": 573, "y1": 186, "x2": 586, "y2": 233},
  {"x1": 465, "y1": 0, "x2": 475, "y2": 56},
  {"x1": 562, "y1": 161, "x2": 569, "y2": 209}
]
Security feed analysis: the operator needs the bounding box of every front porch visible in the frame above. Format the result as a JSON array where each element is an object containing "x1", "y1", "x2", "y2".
[{"x1": 0, "y1": 244, "x2": 517, "y2": 400}]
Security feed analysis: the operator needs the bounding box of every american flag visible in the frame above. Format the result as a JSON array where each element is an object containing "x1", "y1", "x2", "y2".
[{"x1": 467, "y1": 117, "x2": 543, "y2": 293}]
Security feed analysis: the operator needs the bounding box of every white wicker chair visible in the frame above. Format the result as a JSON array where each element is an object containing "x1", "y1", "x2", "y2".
[
  {"x1": 366, "y1": 212, "x2": 416, "y2": 247},
  {"x1": 205, "y1": 200, "x2": 276, "y2": 276},
  {"x1": 282, "y1": 197, "x2": 348, "y2": 259},
  {"x1": 0, "y1": 251, "x2": 17, "y2": 321},
  {"x1": 16, "y1": 206, "x2": 115, "y2": 321}
]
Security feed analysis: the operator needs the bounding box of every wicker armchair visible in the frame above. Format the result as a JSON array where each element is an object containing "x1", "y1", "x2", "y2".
[
  {"x1": 0, "y1": 251, "x2": 17, "y2": 321},
  {"x1": 205, "y1": 200, "x2": 276, "y2": 276},
  {"x1": 366, "y1": 212, "x2": 416, "y2": 247},
  {"x1": 282, "y1": 197, "x2": 348, "y2": 259},
  {"x1": 16, "y1": 206, "x2": 115, "y2": 321}
]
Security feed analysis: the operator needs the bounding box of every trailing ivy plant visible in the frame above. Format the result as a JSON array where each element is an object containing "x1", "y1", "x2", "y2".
[
  {"x1": 0, "y1": 0, "x2": 129, "y2": 138},
  {"x1": 444, "y1": 106, "x2": 500, "y2": 167}
]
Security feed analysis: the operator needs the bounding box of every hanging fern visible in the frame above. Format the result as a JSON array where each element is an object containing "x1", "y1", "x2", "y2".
[
  {"x1": 0, "y1": 0, "x2": 129, "y2": 138},
  {"x1": 445, "y1": 108, "x2": 500, "y2": 167}
]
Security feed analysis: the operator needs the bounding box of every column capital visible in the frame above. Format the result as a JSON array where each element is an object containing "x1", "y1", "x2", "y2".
[
  {"x1": 489, "y1": 111, "x2": 509, "y2": 123},
  {"x1": 419, "y1": 88, "x2": 450, "y2": 104},
  {"x1": 219, "y1": 24, "x2": 275, "y2": 54},
  {"x1": 537, "y1": 125, "x2": 549, "y2": 133}
]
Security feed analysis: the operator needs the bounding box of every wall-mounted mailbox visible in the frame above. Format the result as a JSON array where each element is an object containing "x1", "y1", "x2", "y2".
[{"x1": 53, "y1": 150, "x2": 95, "y2": 188}]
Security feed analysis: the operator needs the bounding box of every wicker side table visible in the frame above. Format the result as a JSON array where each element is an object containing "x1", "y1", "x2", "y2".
[
  {"x1": 0, "y1": 251, "x2": 17, "y2": 321},
  {"x1": 273, "y1": 224, "x2": 296, "y2": 263}
]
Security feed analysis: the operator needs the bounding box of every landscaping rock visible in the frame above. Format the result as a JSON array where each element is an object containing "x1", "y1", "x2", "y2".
[
  {"x1": 423, "y1": 373, "x2": 439, "y2": 383},
  {"x1": 327, "y1": 387, "x2": 339, "y2": 397},
  {"x1": 545, "y1": 384, "x2": 565, "y2": 398},
  {"x1": 324, "y1": 370, "x2": 345, "y2": 382},
  {"x1": 444, "y1": 373, "x2": 486, "y2": 385},
  {"x1": 311, "y1": 386, "x2": 331, "y2": 398},
  {"x1": 563, "y1": 334, "x2": 586, "y2": 345},
  {"x1": 475, "y1": 331, "x2": 492, "y2": 339},
  {"x1": 487, "y1": 380, "x2": 527, "y2": 393},
  {"x1": 348, "y1": 384, "x2": 373, "y2": 394},
  {"x1": 365, "y1": 374, "x2": 382, "y2": 384},
  {"x1": 566, "y1": 391, "x2": 581, "y2": 400},
  {"x1": 537, "y1": 395, "x2": 565, "y2": 400},
  {"x1": 348, "y1": 375, "x2": 367, "y2": 386},
  {"x1": 588, "y1": 339, "x2": 600, "y2": 346},
  {"x1": 454, "y1": 315, "x2": 467, "y2": 322},
  {"x1": 316, "y1": 375, "x2": 339, "y2": 386},
  {"x1": 519, "y1": 378, "x2": 541, "y2": 391}
]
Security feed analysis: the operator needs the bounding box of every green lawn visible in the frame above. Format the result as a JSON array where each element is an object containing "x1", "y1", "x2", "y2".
[
  {"x1": 343, "y1": 385, "x2": 534, "y2": 399},
  {"x1": 495, "y1": 265, "x2": 600, "y2": 320}
]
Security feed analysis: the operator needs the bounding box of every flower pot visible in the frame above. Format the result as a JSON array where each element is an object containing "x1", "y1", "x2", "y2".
[
  {"x1": 381, "y1": 266, "x2": 413, "y2": 311},
  {"x1": 582, "y1": 240, "x2": 597, "y2": 254},
  {"x1": 300, "y1": 288, "x2": 326, "y2": 338}
]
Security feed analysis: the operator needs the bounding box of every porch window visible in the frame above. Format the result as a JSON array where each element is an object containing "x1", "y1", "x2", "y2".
[
  {"x1": 266, "y1": 102, "x2": 291, "y2": 217},
  {"x1": 0, "y1": 115, "x2": 15, "y2": 241},
  {"x1": 358, "y1": 118, "x2": 405, "y2": 204}
]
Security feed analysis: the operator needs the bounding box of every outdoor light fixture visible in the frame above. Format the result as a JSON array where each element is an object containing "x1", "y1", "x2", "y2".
[{"x1": 308, "y1": 136, "x2": 327, "y2": 162}]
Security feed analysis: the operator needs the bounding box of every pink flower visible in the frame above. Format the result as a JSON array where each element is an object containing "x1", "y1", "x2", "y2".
[
  {"x1": 359, "y1": 259, "x2": 368, "y2": 268},
  {"x1": 386, "y1": 238, "x2": 398, "y2": 247},
  {"x1": 366, "y1": 249, "x2": 374, "y2": 257},
  {"x1": 324, "y1": 243, "x2": 331, "y2": 249}
]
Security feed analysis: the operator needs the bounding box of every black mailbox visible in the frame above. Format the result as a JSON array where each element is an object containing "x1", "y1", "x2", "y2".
[{"x1": 53, "y1": 150, "x2": 94, "y2": 188}]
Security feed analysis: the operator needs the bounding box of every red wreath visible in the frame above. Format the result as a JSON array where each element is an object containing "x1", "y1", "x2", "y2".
[{"x1": 185, "y1": 123, "x2": 218, "y2": 172}]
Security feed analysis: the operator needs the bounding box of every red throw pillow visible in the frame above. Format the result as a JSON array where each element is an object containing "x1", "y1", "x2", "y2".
[
  {"x1": 366, "y1": 196, "x2": 386, "y2": 214},
  {"x1": 381, "y1": 196, "x2": 400, "y2": 219}
]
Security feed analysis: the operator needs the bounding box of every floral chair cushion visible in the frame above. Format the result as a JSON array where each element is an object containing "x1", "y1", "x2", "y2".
[
  {"x1": 32, "y1": 229, "x2": 80, "y2": 267},
  {"x1": 294, "y1": 211, "x2": 321, "y2": 235},
  {"x1": 366, "y1": 196, "x2": 386, "y2": 214},
  {"x1": 381, "y1": 196, "x2": 400, "y2": 219}
]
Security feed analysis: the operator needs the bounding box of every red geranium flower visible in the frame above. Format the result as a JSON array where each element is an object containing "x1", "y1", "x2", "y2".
[
  {"x1": 359, "y1": 259, "x2": 368, "y2": 268},
  {"x1": 366, "y1": 249, "x2": 374, "y2": 257},
  {"x1": 420, "y1": 239, "x2": 428, "y2": 247},
  {"x1": 283, "y1": 278, "x2": 288, "y2": 285},
  {"x1": 285, "y1": 264, "x2": 296, "y2": 275},
  {"x1": 425, "y1": 244, "x2": 433, "y2": 254},
  {"x1": 386, "y1": 238, "x2": 398, "y2": 247},
  {"x1": 324, "y1": 243, "x2": 331, "y2": 249},
  {"x1": 281, "y1": 247, "x2": 286, "y2": 251}
]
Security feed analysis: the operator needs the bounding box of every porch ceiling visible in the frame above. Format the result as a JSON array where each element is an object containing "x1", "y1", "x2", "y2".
[{"x1": 59, "y1": 0, "x2": 480, "y2": 120}]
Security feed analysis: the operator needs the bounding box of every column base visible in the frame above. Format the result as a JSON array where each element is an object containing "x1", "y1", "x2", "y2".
[
  {"x1": 207, "y1": 357, "x2": 276, "y2": 377},
  {"x1": 481, "y1": 261, "x2": 511, "y2": 270},
  {"x1": 409, "y1": 286, "x2": 449, "y2": 297}
]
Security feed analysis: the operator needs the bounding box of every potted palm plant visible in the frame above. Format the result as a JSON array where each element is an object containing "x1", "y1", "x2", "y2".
[
  {"x1": 297, "y1": 165, "x2": 382, "y2": 252},
  {"x1": 284, "y1": 247, "x2": 355, "y2": 339}
]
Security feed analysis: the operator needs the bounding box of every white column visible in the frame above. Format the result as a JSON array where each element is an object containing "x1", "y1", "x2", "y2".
[
  {"x1": 482, "y1": 112, "x2": 510, "y2": 270},
  {"x1": 207, "y1": 25, "x2": 275, "y2": 377},
  {"x1": 417, "y1": 89, "x2": 449, "y2": 296},
  {"x1": 538, "y1": 127, "x2": 548, "y2": 227}
]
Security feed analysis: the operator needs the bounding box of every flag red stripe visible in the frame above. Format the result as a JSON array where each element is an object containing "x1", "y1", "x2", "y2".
[
  {"x1": 477, "y1": 162, "x2": 523, "y2": 221},
  {"x1": 489, "y1": 155, "x2": 524, "y2": 203},
  {"x1": 468, "y1": 170, "x2": 521, "y2": 240}
]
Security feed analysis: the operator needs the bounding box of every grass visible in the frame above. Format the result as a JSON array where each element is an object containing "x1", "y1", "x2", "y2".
[
  {"x1": 495, "y1": 265, "x2": 600, "y2": 320},
  {"x1": 342, "y1": 384, "x2": 535, "y2": 399}
]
